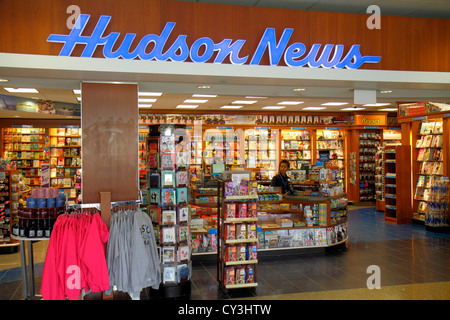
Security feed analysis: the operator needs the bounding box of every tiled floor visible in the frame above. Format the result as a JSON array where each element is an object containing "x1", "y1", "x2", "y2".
[{"x1": 1, "y1": 206, "x2": 450, "y2": 300}]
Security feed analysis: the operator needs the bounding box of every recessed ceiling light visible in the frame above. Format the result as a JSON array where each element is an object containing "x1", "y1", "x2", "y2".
[
  {"x1": 4, "y1": 87, "x2": 39, "y2": 93},
  {"x1": 245, "y1": 96, "x2": 267, "y2": 99},
  {"x1": 176, "y1": 105, "x2": 198, "y2": 109},
  {"x1": 14, "y1": 115, "x2": 21, "y2": 118},
  {"x1": 341, "y1": 107, "x2": 365, "y2": 111},
  {"x1": 197, "y1": 85, "x2": 211, "y2": 89},
  {"x1": 322, "y1": 102, "x2": 348, "y2": 106},
  {"x1": 138, "y1": 98, "x2": 157, "y2": 103},
  {"x1": 221, "y1": 106, "x2": 243, "y2": 109},
  {"x1": 0, "y1": 79, "x2": 9, "y2": 82},
  {"x1": 278, "y1": 101, "x2": 304, "y2": 105},
  {"x1": 302, "y1": 107, "x2": 326, "y2": 110},
  {"x1": 293, "y1": 88, "x2": 306, "y2": 91},
  {"x1": 379, "y1": 90, "x2": 392, "y2": 94},
  {"x1": 379, "y1": 108, "x2": 398, "y2": 111},
  {"x1": 73, "y1": 89, "x2": 81, "y2": 95},
  {"x1": 232, "y1": 100, "x2": 257, "y2": 104},
  {"x1": 262, "y1": 106, "x2": 285, "y2": 110},
  {"x1": 138, "y1": 92, "x2": 162, "y2": 96},
  {"x1": 363, "y1": 103, "x2": 391, "y2": 107},
  {"x1": 192, "y1": 94, "x2": 217, "y2": 98},
  {"x1": 138, "y1": 104, "x2": 152, "y2": 108},
  {"x1": 184, "y1": 99, "x2": 208, "y2": 104},
  {"x1": 76, "y1": 97, "x2": 81, "y2": 101}
]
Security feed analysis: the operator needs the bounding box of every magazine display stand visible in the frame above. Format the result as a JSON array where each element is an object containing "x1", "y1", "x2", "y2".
[
  {"x1": 147, "y1": 125, "x2": 192, "y2": 298},
  {"x1": 217, "y1": 171, "x2": 258, "y2": 291},
  {"x1": 413, "y1": 120, "x2": 444, "y2": 223}
]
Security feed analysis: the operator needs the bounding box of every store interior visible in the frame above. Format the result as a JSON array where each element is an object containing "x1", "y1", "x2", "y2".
[{"x1": 0, "y1": 64, "x2": 449, "y2": 299}]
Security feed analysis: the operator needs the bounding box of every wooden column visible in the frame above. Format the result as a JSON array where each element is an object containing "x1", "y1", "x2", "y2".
[{"x1": 81, "y1": 82, "x2": 139, "y2": 226}]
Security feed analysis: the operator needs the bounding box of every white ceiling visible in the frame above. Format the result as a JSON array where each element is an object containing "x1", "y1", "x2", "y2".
[
  {"x1": 0, "y1": 0, "x2": 449, "y2": 119},
  {"x1": 179, "y1": 0, "x2": 450, "y2": 18}
]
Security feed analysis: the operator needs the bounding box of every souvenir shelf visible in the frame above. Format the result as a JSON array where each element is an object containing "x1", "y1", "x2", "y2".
[
  {"x1": 245, "y1": 128, "x2": 278, "y2": 180},
  {"x1": 147, "y1": 125, "x2": 192, "y2": 298},
  {"x1": 49, "y1": 128, "x2": 81, "y2": 202},
  {"x1": 413, "y1": 120, "x2": 444, "y2": 223},
  {"x1": 280, "y1": 129, "x2": 311, "y2": 171},
  {"x1": 384, "y1": 145, "x2": 411, "y2": 224},
  {"x1": 217, "y1": 172, "x2": 258, "y2": 290},
  {"x1": 358, "y1": 131, "x2": 381, "y2": 201},
  {"x1": 2, "y1": 128, "x2": 46, "y2": 188},
  {"x1": 0, "y1": 170, "x2": 20, "y2": 253}
]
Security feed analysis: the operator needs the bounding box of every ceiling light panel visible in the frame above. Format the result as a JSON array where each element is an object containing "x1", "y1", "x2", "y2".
[
  {"x1": 4, "y1": 87, "x2": 39, "y2": 93},
  {"x1": 278, "y1": 101, "x2": 304, "y2": 105}
]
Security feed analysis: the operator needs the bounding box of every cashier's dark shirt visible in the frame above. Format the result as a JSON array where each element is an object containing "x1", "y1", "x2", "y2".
[{"x1": 271, "y1": 173, "x2": 291, "y2": 194}]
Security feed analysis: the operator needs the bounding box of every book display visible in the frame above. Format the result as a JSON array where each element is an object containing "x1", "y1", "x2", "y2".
[
  {"x1": 413, "y1": 120, "x2": 444, "y2": 222},
  {"x1": 2, "y1": 128, "x2": 46, "y2": 188},
  {"x1": 280, "y1": 129, "x2": 311, "y2": 171},
  {"x1": 358, "y1": 131, "x2": 381, "y2": 201},
  {"x1": 147, "y1": 125, "x2": 192, "y2": 297},
  {"x1": 217, "y1": 171, "x2": 259, "y2": 290},
  {"x1": 245, "y1": 128, "x2": 278, "y2": 180},
  {"x1": 49, "y1": 128, "x2": 81, "y2": 202}
]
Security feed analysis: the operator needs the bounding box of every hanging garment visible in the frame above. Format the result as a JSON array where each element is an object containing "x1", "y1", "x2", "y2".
[
  {"x1": 106, "y1": 208, "x2": 160, "y2": 298},
  {"x1": 41, "y1": 212, "x2": 110, "y2": 300}
]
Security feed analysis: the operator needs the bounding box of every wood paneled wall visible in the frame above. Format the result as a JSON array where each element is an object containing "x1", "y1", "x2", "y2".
[
  {"x1": 81, "y1": 82, "x2": 139, "y2": 204},
  {"x1": 0, "y1": 0, "x2": 448, "y2": 72}
]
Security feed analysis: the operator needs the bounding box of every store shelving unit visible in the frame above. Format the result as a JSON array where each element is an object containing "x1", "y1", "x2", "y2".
[
  {"x1": 358, "y1": 130, "x2": 381, "y2": 201},
  {"x1": 246, "y1": 128, "x2": 278, "y2": 180},
  {"x1": 217, "y1": 171, "x2": 258, "y2": 291},
  {"x1": 2, "y1": 128, "x2": 46, "y2": 188},
  {"x1": 148, "y1": 125, "x2": 192, "y2": 298},
  {"x1": 48, "y1": 128, "x2": 81, "y2": 202},
  {"x1": 316, "y1": 129, "x2": 345, "y2": 189},
  {"x1": 280, "y1": 129, "x2": 311, "y2": 170},
  {"x1": 0, "y1": 170, "x2": 20, "y2": 253},
  {"x1": 384, "y1": 145, "x2": 411, "y2": 224},
  {"x1": 413, "y1": 119, "x2": 444, "y2": 223},
  {"x1": 375, "y1": 146, "x2": 385, "y2": 211}
]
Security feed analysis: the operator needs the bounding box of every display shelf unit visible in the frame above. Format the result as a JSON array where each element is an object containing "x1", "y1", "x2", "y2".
[
  {"x1": 0, "y1": 170, "x2": 20, "y2": 253},
  {"x1": 375, "y1": 146, "x2": 385, "y2": 211},
  {"x1": 2, "y1": 128, "x2": 46, "y2": 188},
  {"x1": 358, "y1": 130, "x2": 381, "y2": 201},
  {"x1": 257, "y1": 194, "x2": 348, "y2": 251},
  {"x1": 384, "y1": 145, "x2": 411, "y2": 224},
  {"x1": 316, "y1": 129, "x2": 345, "y2": 190},
  {"x1": 147, "y1": 125, "x2": 192, "y2": 298},
  {"x1": 413, "y1": 119, "x2": 444, "y2": 223},
  {"x1": 245, "y1": 128, "x2": 278, "y2": 180},
  {"x1": 280, "y1": 129, "x2": 311, "y2": 171},
  {"x1": 423, "y1": 176, "x2": 450, "y2": 233},
  {"x1": 217, "y1": 172, "x2": 258, "y2": 291},
  {"x1": 48, "y1": 127, "x2": 81, "y2": 202}
]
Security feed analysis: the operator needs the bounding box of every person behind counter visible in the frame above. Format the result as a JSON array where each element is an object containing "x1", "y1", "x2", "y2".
[{"x1": 271, "y1": 159, "x2": 293, "y2": 195}]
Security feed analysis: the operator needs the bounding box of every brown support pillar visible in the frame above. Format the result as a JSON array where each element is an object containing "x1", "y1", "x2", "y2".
[{"x1": 81, "y1": 82, "x2": 139, "y2": 227}]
